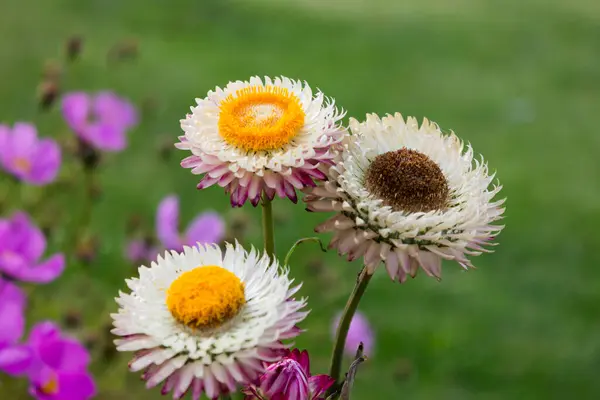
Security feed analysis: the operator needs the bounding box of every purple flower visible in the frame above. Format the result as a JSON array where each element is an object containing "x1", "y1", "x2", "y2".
[
  {"x1": 156, "y1": 195, "x2": 225, "y2": 251},
  {"x1": 0, "y1": 212, "x2": 65, "y2": 283},
  {"x1": 126, "y1": 195, "x2": 224, "y2": 263},
  {"x1": 332, "y1": 311, "x2": 374, "y2": 357},
  {"x1": 25, "y1": 322, "x2": 96, "y2": 400},
  {"x1": 0, "y1": 278, "x2": 33, "y2": 375},
  {"x1": 0, "y1": 123, "x2": 61, "y2": 185},
  {"x1": 244, "y1": 349, "x2": 334, "y2": 400},
  {"x1": 61, "y1": 91, "x2": 138, "y2": 152}
]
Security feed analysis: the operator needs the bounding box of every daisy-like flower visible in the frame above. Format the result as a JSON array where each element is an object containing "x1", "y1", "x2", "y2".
[
  {"x1": 176, "y1": 76, "x2": 346, "y2": 207},
  {"x1": 304, "y1": 113, "x2": 505, "y2": 282},
  {"x1": 112, "y1": 243, "x2": 308, "y2": 399}
]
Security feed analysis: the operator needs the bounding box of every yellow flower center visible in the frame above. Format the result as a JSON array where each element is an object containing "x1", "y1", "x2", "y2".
[
  {"x1": 218, "y1": 85, "x2": 306, "y2": 152},
  {"x1": 40, "y1": 375, "x2": 59, "y2": 395},
  {"x1": 13, "y1": 157, "x2": 32, "y2": 173},
  {"x1": 166, "y1": 266, "x2": 245, "y2": 329}
]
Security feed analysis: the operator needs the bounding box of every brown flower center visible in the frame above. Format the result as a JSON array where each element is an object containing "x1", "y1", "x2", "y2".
[{"x1": 364, "y1": 148, "x2": 449, "y2": 213}]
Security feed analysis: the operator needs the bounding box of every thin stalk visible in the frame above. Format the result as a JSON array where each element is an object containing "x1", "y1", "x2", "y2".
[
  {"x1": 328, "y1": 268, "x2": 373, "y2": 393},
  {"x1": 261, "y1": 195, "x2": 275, "y2": 259}
]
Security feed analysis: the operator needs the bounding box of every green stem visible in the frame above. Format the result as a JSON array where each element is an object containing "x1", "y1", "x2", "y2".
[
  {"x1": 67, "y1": 167, "x2": 94, "y2": 262},
  {"x1": 328, "y1": 268, "x2": 373, "y2": 392},
  {"x1": 283, "y1": 237, "x2": 326, "y2": 266},
  {"x1": 261, "y1": 195, "x2": 275, "y2": 259},
  {"x1": 81, "y1": 168, "x2": 94, "y2": 230}
]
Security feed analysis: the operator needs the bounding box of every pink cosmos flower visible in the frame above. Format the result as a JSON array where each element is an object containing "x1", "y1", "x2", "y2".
[
  {"x1": 332, "y1": 311, "x2": 374, "y2": 357},
  {"x1": 126, "y1": 195, "x2": 225, "y2": 263},
  {"x1": 243, "y1": 349, "x2": 334, "y2": 400},
  {"x1": 0, "y1": 212, "x2": 65, "y2": 284},
  {"x1": 0, "y1": 123, "x2": 61, "y2": 185},
  {"x1": 61, "y1": 91, "x2": 138, "y2": 151},
  {"x1": 25, "y1": 322, "x2": 95, "y2": 400}
]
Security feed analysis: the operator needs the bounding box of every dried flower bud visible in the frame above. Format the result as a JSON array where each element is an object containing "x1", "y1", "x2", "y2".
[
  {"x1": 108, "y1": 38, "x2": 139, "y2": 63},
  {"x1": 63, "y1": 309, "x2": 82, "y2": 329},
  {"x1": 42, "y1": 59, "x2": 62, "y2": 81},
  {"x1": 66, "y1": 35, "x2": 84, "y2": 61},
  {"x1": 76, "y1": 137, "x2": 101, "y2": 171},
  {"x1": 76, "y1": 235, "x2": 99, "y2": 265},
  {"x1": 38, "y1": 80, "x2": 60, "y2": 110}
]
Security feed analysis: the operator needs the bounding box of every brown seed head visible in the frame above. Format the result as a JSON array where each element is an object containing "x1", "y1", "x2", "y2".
[{"x1": 364, "y1": 148, "x2": 449, "y2": 213}]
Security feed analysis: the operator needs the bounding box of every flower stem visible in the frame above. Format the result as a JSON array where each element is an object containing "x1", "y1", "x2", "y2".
[
  {"x1": 328, "y1": 267, "x2": 373, "y2": 391},
  {"x1": 261, "y1": 195, "x2": 275, "y2": 259}
]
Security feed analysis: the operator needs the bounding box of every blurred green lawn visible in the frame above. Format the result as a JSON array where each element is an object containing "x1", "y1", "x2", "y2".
[{"x1": 2, "y1": 0, "x2": 600, "y2": 398}]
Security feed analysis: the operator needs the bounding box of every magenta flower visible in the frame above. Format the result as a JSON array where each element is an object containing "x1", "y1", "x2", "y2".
[
  {"x1": 156, "y1": 195, "x2": 225, "y2": 251},
  {"x1": 0, "y1": 212, "x2": 65, "y2": 283},
  {"x1": 61, "y1": 91, "x2": 138, "y2": 151},
  {"x1": 25, "y1": 322, "x2": 95, "y2": 400},
  {"x1": 332, "y1": 311, "x2": 374, "y2": 357},
  {"x1": 0, "y1": 278, "x2": 33, "y2": 375},
  {"x1": 244, "y1": 349, "x2": 334, "y2": 400},
  {"x1": 0, "y1": 123, "x2": 61, "y2": 185},
  {"x1": 125, "y1": 195, "x2": 224, "y2": 263},
  {"x1": 125, "y1": 239, "x2": 157, "y2": 264}
]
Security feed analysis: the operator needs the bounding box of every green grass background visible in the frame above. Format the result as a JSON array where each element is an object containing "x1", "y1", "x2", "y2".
[{"x1": 1, "y1": 0, "x2": 600, "y2": 398}]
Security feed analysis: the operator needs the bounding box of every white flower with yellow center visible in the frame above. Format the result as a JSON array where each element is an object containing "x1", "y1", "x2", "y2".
[
  {"x1": 111, "y1": 243, "x2": 307, "y2": 399},
  {"x1": 176, "y1": 76, "x2": 346, "y2": 207},
  {"x1": 304, "y1": 113, "x2": 505, "y2": 282}
]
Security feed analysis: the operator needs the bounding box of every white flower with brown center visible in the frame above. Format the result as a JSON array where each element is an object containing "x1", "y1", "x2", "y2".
[
  {"x1": 176, "y1": 76, "x2": 346, "y2": 207},
  {"x1": 111, "y1": 243, "x2": 307, "y2": 399},
  {"x1": 304, "y1": 113, "x2": 505, "y2": 282}
]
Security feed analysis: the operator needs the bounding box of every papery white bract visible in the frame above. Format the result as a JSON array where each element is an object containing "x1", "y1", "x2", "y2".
[
  {"x1": 177, "y1": 76, "x2": 346, "y2": 207},
  {"x1": 304, "y1": 113, "x2": 505, "y2": 282},
  {"x1": 112, "y1": 243, "x2": 308, "y2": 399}
]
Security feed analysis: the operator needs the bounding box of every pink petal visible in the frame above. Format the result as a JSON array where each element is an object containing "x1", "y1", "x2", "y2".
[
  {"x1": 83, "y1": 123, "x2": 126, "y2": 151},
  {"x1": 184, "y1": 212, "x2": 225, "y2": 246},
  {"x1": 94, "y1": 91, "x2": 138, "y2": 129},
  {"x1": 39, "y1": 338, "x2": 91, "y2": 371},
  {"x1": 9, "y1": 123, "x2": 38, "y2": 157},
  {"x1": 156, "y1": 195, "x2": 181, "y2": 250},
  {"x1": 61, "y1": 92, "x2": 90, "y2": 130},
  {"x1": 15, "y1": 254, "x2": 65, "y2": 283},
  {"x1": 0, "y1": 345, "x2": 33, "y2": 375},
  {"x1": 29, "y1": 139, "x2": 62, "y2": 185},
  {"x1": 0, "y1": 279, "x2": 26, "y2": 344}
]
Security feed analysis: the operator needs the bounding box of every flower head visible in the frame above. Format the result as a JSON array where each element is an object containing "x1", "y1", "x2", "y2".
[
  {"x1": 331, "y1": 311, "x2": 374, "y2": 357},
  {"x1": 177, "y1": 76, "x2": 346, "y2": 207},
  {"x1": 0, "y1": 123, "x2": 61, "y2": 185},
  {"x1": 25, "y1": 322, "x2": 96, "y2": 400},
  {"x1": 0, "y1": 212, "x2": 65, "y2": 283},
  {"x1": 243, "y1": 349, "x2": 334, "y2": 400},
  {"x1": 112, "y1": 243, "x2": 308, "y2": 399},
  {"x1": 304, "y1": 113, "x2": 505, "y2": 282},
  {"x1": 61, "y1": 91, "x2": 138, "y2": 151},
  {"x1": 0, "y1": 278, "x2": 32, "y2": 375}
]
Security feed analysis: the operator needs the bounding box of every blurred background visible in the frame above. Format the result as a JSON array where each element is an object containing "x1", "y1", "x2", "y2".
[{"x1": 1, "y1": 0, "x2": 600, "y2": 398}]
